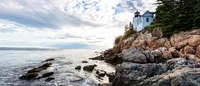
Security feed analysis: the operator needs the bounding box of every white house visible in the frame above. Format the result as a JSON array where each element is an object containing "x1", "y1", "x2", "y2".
[{"x1": 133, "y1": 10, "x2": 154, "y2": 31}]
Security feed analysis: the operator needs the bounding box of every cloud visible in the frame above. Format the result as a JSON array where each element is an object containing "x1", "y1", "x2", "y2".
[{"x1": 0, "y1": 0, "x2": 157, "y2": 49}]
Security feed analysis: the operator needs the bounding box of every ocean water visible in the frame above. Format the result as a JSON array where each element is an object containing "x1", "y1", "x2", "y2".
[{"x1": 0, "y1": 48, "x2": 115, "y2": 86}]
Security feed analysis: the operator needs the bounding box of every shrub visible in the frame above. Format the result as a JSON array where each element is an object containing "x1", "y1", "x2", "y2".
[
  {"x1": 114, "y1": 35, "x2": 122, "y2": 45},
  {"x1": 122, "y1": 29, "x2": 136, "y2": 40}
]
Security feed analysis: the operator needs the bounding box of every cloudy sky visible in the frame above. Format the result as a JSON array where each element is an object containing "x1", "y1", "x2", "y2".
[{"x1": 0, "y1": 0, "x2": 157, "y2": 49}]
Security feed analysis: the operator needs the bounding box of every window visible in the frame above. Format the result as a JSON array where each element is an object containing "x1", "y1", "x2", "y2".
[{"x1": 146, "y1": 18, "x2": 149, "y2": 22}]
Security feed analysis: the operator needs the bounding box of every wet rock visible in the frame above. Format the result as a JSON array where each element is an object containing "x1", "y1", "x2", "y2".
[
  {"x1": 42, "y1": 72, "x2": 54, "y2": 77},
  {"x1": 106, "y1": 72, "x2": 115, "y2": 82},
  {"x1": 83, "y1": 65, "x2": 97, "y2": 71},
  {"x1": 81, "y1": 60, "x2": 88, "y2": 63},
  {"x1": 45, "y1": 77, "x2": 55, "y2": 82},
  {"x1": 27, "y1": 68, "x2": 43, "y2": 73},
  {"x1": 138, "y1": 67, "x2": 200, "y2": 86},
  {"x1": 75, "y1": 66, "x2": 81, "y2": 70},
  {"x1": 112, "y1": 62, "x2": 168, "y2": 86},
  {"x1": 41, "y1": 63, "x2": 52, "y2": 68},
  {"x1": 19, "y1": 72, "x2": 38, "y2": 80},
  {"x1": 96, "y1": 70, "x2": 106, "y2": 77},
  {"x1": 89, "y1": 55, "x2": 104, "y2": 60},
  {"x1": 43, "y1": 58, "x2": 54, "y2": 62}
]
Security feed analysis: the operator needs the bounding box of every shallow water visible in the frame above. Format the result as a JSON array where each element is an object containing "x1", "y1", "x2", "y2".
[{"x1": 0, "y1": 48, "x2": 115, "y2": 86}]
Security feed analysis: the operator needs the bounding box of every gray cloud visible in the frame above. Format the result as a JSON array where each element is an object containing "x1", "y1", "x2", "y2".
[
  {"x1": 45, "y1": 33, "x2": 83, "y2": 39},
  {"x1": 0, "y1": 0, "x2": 100, "y2": 29}
]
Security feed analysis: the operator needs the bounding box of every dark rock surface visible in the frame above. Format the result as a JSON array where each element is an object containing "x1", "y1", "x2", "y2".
[
  {"x1": 75, "y1": 66, "x2": 81, "y2": 70},
  {"x1": 138, "y1": 67, "x2": 200, "y2": 86},
  {"x1": 19, "y1": 72, "x2": 38, "y2": 80},
  {"x1": 96, "y1": 70, "x2": 106, "y2": 77},
  {"x1": 81, "y1": 60, "x2": 88, "y2": 63},
  {"x1": 42, "y1": 72, "x2": 54, "y2": 77},
  {"x1": 83, "y1": 65, "x2": 97, "y2": 71},
  {"x1": 106, "y1": 72, "x2": 115, "y2": 82},
  {"x1": 45, "y1": 77, "x2": 55, "y2": 82},
  {"x1": 112, "y1": 62, "x2": 169, "y2": 86},
  {"x1": 43, "y1": 58, "x2": 55, "y2": 62},
  {"x1": 19, "y1": 62, "x2": 53, "y2": 81}
]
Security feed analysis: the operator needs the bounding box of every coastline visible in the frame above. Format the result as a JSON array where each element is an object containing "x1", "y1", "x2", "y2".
[{"x1": 92, "y1": 28, "x2": 200, "y2": 86}]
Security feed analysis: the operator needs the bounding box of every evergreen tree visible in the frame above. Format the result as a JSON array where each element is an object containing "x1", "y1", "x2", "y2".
[
  {"x1": 194, "y1": 0, "x2": 200, "y2": 28},
  {"x1": 155, "y1": 0, "x2": 199, "y2": 37}
]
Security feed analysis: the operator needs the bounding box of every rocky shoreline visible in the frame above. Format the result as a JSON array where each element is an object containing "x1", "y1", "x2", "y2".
[
  {"x1": 19, "y1": 58, "x2": 55, "y2": 82},
  {"x1": 91, "y1": 28, "x2": 200, "y2": 86},
  {"x1": 19, "y1": 57, "x2": 115, "y2": 85}
]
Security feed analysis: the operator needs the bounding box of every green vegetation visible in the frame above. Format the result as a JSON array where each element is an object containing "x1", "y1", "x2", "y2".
[
  {"x1": 114, "y1": 35, "x2": 122, "y2": 45},
  {"x1": 122, "y1": 29, "x2": 136, "y2": 40},
  {"x1": 145, "y1": 23, "x2": 163, "y2": 32},
  {"x1": 114, "y1": 22, "x2": 136, "y2": 45},
  {"x1": 155, "y1": 0, "x2": 200, "y2": 37},
  {"x1": 145, "y1": 0, "x2": 200, "y2": 37}
]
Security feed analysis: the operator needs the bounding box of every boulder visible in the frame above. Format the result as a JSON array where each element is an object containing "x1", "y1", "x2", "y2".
[
  {"x1": 89, "y1": 55, "x2": 104, "y2": 60},
  {"x1": 151, "y1": 49, "x2": 166, "y2": 62},
  {"x1": 45, "y1": 77, "x2": 55, "y2": 82},
  {"x1": 168, "y1": 47, "x2": 179, "y2": 58},
  {"x1": 41, "y1": 63, "x2": 52, "y2": 68},
  {"x1": 27, "y1": 67, "x2": 43, "y2": 73},
  {"x1": 42, "y1": 72, "x2": 54, "y2": 77},
  {"x1": 96, "y1": 70, "x2": 106, "y2": 77},
  {"x1": 138, "y1": 67, "x2": 200, "y2": 86},
  {"x1": 183, "y1": 45, "x2": 195, "y2": 54},
  {"x1": 188, "y1": 35, "x2": 200, "y2": 47},
  {"x1": 43, "y1": 58, "x2": 54, "y2": 62},
  {"x1": 112, "y1": 62, "x2": 168, "y2": 86},
  {"x1": 119, "y1": 47, "x2": 147, "y2": 63},
  {"x1": 147, "y1": 38, "x2": 168, "y2": 49},
  {"x1": 81, "y1": 60, "x2": 88, "y2": 63},
  {"x1": 167, "y1": 58, "x2": 196, "y2": 70},
  {"x1": 105, "y1": 54, "x2": 123, "y2": 65},
  {"x1": 19, "y1": 72, "x2": 38, "y2": 80},
  {"x1": 75, "y1": 66, "x2": 81, "y2": 70},
  {"x1": 106, "y1": 72, "x2": 115, "y2": 82},
  {"x1": 152, "y1": 27, "x2": 163, "y2": 38},
  {"x1": 170, "y1": 33, "x2": 190, "y2": 49},
  {"x1": 83, "y1": 65, "x2": 97, "y2": 71},
  {"x1": 162, "y1": 51, "x2": 173, "y2": 60}
]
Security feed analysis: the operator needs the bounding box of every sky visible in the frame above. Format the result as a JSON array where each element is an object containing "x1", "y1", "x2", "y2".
[{"x1": 0, "y1": 0, "x2": 157, "y2": 49}]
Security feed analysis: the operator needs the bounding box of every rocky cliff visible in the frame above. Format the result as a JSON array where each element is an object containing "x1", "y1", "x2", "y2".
[{"x1": 92, "y1": 28, "x2": 200, "y2": 86}]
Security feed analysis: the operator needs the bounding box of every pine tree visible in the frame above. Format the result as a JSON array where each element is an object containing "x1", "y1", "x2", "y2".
[{"x1": 194, "y1": 0, "x2": 200, "y2": 28}]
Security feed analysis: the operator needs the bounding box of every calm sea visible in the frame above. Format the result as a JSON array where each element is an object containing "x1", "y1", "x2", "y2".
[{"x1": 0, "y1": 48, "x2": 115, "y2": 86}]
